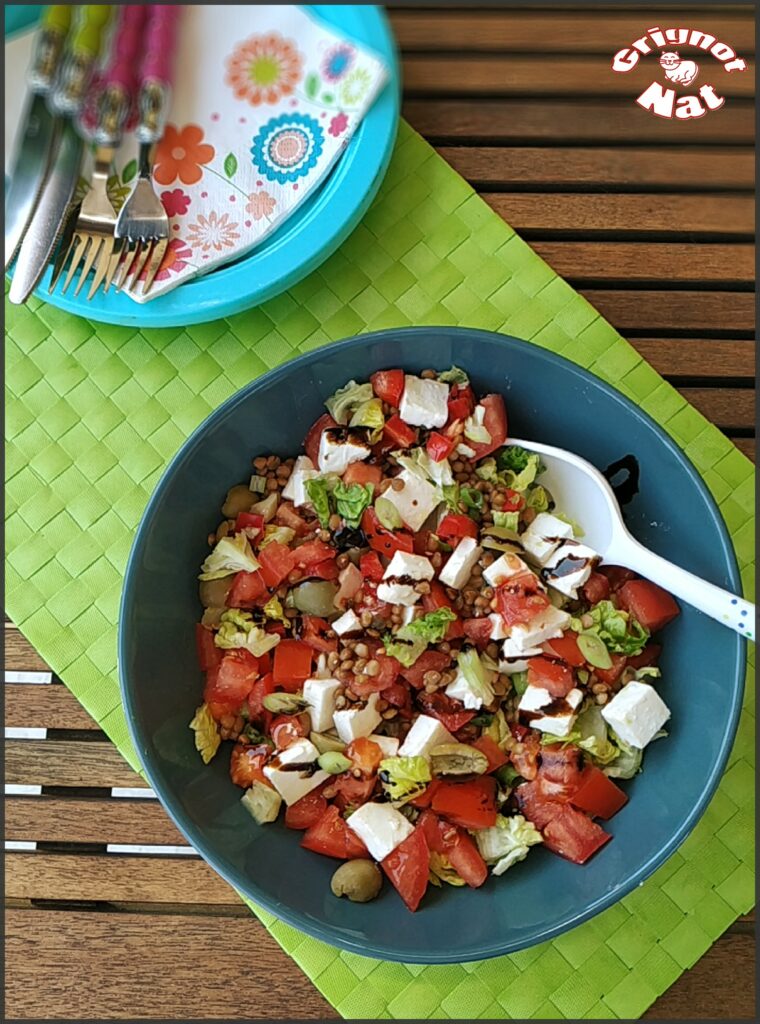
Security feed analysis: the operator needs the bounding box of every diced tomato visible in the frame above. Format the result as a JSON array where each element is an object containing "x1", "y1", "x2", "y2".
[
  {"x1": 357, "y1": 580, "x2": 392, "y2": 620},
  {"x1": 346, "y1": 737, "x2": 384, "y2": 775},
  {"x1": 503, "y1": 488, "x2": 525, "y2": 511},
  {"x1": 527, "y1": 656, "x2": 575, "y2": 699},
  {"x1": 276, "y1": 502, "x2": 309, "y2": 535},
  {"x1": 226, "y1": 569, "x2": 268, "y2": 608},
  {"x1": 382, "y1": 681, "x2": 413, "y2": 714},
  {"x1": 335, "y1": 562, "x2": 363, "y2": 609},
  {"x1": 304, "y1": 559, "x2": 339, "y2": 581},
  {"x1": 205, "y1": 649, "x2": 260, "y2": 718},
  {"x1": 416, "y1": 690, "x2": 475, "y2": 733},
  {"x1": 541, "y1": 631, "x2": 586, "y2": 668},
  {"x1": 330, "y1": 773, "x2": 377, "y2": 812},
  {"x1": 401, "y1": 649, "x2": 453, "y2": 689},
  {"x1": 514, "y1": 781, "x2": 563, "y2": 830},
  {"x1": 375, "y1": 653, "x2": 403, "y2": 689},
  {"x1": 570, "y1": 765, "x2": 628, "y2": 820},
  {"x1": 472, "y1": 735, "x2": 508, "y2": 773},
  {"x1": 413, "y1": 528, "x2": 435, "y2": 556},
  {"x1": 582, "y1": 571, "x2": 611, "y2": 605},
  {"x1": 509, "y1": 729, "x2": 541, "y2": 780},
  {"x1": 339, "y1": 462, "x2": 380, "y2": 490},
  {"x1": 266, "y1": 623, "x2": 287, "y2": 637},
  {"x1": 542, "y1": 805, "x2": 611, "y2": 864},
  {"x1": 627, "y1": 643, "x2": 662, "y2": 669},
  {"x1": 594, "y1": 654, "x2": 627, "y2": 686},
  {"x1": 418, "y1": 810, "x2": 488, "y2": 888},
  {"x1": 537, "y1": 744, "x2": 583, "y2": 801},
  {"x1": 359, "y1": 551, "x2": 385, "y2": 582},
  {"x1": 272, "y1": 639, "x2": 313, "y2": 691},
  {"x1": 246, "y1": 672, "x2": 275, "y2": 724},
  {"x1": 195, "y1": 623, "x2": 222, "y2": 672},
  {"x1": 362, "y1": 508, "x2": 414, "y2": 557},
  {"x1": 301, "y1": 615, "x2": 338, "y2": 654},
  {"x1": 427, "y1": 431, "x2": 456, "y2": 462},
  {"x1": 496, "y1": 572, "x2": 551, "y2": 627},
  {"x1": 285, "y1": 789, "x2": 328, "y2": 830},
  {"x1": 301, "y1": 805, "x2": 369, "y2": 860},
  {"x1": 235, "y1": 511, "x2": 264, "y2": 535},
  {"x1": 257, "y1": 541, "x2": 296, "y2": 588},
  {"x1": 617, "y1": 579, "x2": 680, "y2": 633},
  {"x1": 229, "y1": 743, "x2": 270, "y2": 788},
  {"x1": 438, "y1": 513, "x2": 478, "y2": 542},
  {"x1": 382, "y1": 826, "x2": 429, "y2": 912},
  {"x1": 293, "y1": 540, "x2": 335, "y2": 567},
  {"x1": 467, "y1": 395, "x2": 508, "y2": 460},
  {"x1": 462, "y1": 618, "x2": 493, "y2": 647},
  {"x1": 270, "y1": 714, "x2": 308, "y2": 750},
  {"x1": 371, "y1": 368, "x2": 405, "y2": 408},
  {"x1": 409, "y1": 778, "x2": 443, "y2": 809},
  {"x1": 431, "y1": 776, "x2": 498, "y2": 830},
  {"x1": 304, "y1": 413, "x2": 337, "y2": 465},
  {"x1": 383, "y1": 414, "x2": 417, "y2": 450},
  {"x1": 422, "y1": 582, "x2": 465, "y2": 639},
  {"x1": 447, "y1": 384, "x2": 476, "y2": 424},
  {"x1": 598, "y1": 565, "x2": 638, "y2": 592}
]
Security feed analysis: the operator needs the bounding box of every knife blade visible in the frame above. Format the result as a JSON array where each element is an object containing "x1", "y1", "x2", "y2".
[
  {"x1": 8, "y1": 5, "x2": 114, "y2": 305},
  {"x1": 4, "y1": 5, "x2": 73, "y2": 270}
]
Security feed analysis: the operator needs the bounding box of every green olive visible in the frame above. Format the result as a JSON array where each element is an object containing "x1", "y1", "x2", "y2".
[
  {"x1": 429, "y1": 743, "x2": 489, "y2": 777},
  {"x1": 199, "y1": 576, "x2": 233, "y2": 608},
  {"x1": 221, "y1": 483, "x2": 255, "y2": 518},
  {"x1": 292, "y1": 580, "x2": 339, "y2": 617},
  {"x1": 330, "y1": 859, "x2": 383, "y2": 903}
]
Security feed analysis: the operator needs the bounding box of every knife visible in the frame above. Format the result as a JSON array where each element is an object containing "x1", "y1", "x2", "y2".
[
  {"x1": 4, "y1": 5, "x2": 73, "y2": 270},
  {"x1": 8, "y1": 6, "x2": 113, "y2": 306}
]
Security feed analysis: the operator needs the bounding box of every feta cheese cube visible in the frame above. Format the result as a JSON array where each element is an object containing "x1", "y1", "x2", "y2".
[
  {"x1": 602, "y1": 681, "x2": 670, "y2": 749},
  {"x1": 520, "y1": 512, "x2": 575, "y2": 567},
  {"x1": 489, "y1": 612, "x2": 509, "y2": 641},
  {"x1": 333, "y1": 692, "x2": 383, "y2": 744},
  {"x1": 483, "y1": 553, "x2": 536, "y2": 588},
  {"x1": 317, "y1": 429, "x2": 371, "y2": 475},
  {"x1": 498, "y1": 635, "x2": 542, "y2": 674},
  {"x1": 303, "y1": 677, "x2": 342, "y2": 732},
  {"x1": 508, "y1": 604, "x2": 571, "y2": 649},
  {"x1": 368, "y1": 734, "x2": 400, "y2": 758},
  {"x1": 346, "y1": 801, "x2": 415, "y2": 862},
  {"x1": 518, "y1": 684, "x2": 553, "y2": 713},
  {"x1": 530, "y1": 688, "x2": 584, "y2": 737},
  {"x1": 457, "y1": 442, "x2": 476, "y2": 459},
  {"x1": 281, "y1": 455, "x2": 318, "y2": 508},
  {"x1": 438, "y1": 536, "x2": 482, "y2": 590},
  {"x1": 383, "y1": 551, "x2": 435, "y2": 582},
  {"x1": 498, "y1": 656, "x2": 533, "y2": 675},
  {"x1": 445, "y1": 667, "x2": 490, "y2": 710},
  {"x1": 263, "y1": 738, "x2": 329, "y2": 806},
  {"x1": 382, "y1": 469, "x2": 440, "y2": 532},
  {"x1": 377, "y1": 581, "x2": 420, "y2": 606},
  {"x1": 399, "y1": 375, "x2": 449, "y2": 429},
  {"x1": 398, "y1": 714, "x2": 455, "y2": 759},
  {"x1": 332, "y1": 609, "x2": 361, "y2": 636},
  {"x1": 543, "y1": 540, "x2": 599, "y2": 599}
]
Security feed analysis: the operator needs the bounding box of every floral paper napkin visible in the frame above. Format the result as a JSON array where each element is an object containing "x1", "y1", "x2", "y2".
[{"x1": 5, "y1": 5, "x2": 389, "y2": 301}]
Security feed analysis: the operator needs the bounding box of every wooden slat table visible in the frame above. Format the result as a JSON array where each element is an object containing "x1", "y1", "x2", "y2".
[{"x1": 5, "y1": 4, "x2": 755, "y2": 1019}]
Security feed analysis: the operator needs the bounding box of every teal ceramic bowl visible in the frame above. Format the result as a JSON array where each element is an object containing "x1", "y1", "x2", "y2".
[{"x1": 119, "y1": 327, "x2": 745, "y2": 963}]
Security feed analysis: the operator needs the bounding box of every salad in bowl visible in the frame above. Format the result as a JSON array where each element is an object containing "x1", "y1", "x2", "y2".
[{"x1": 191, "y1": 366, "x2": 680, "y2": 912}]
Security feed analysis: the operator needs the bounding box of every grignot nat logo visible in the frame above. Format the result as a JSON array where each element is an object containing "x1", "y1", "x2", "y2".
[{"x1": 612, "y1": 25, "x2": 748, "y2": 119}]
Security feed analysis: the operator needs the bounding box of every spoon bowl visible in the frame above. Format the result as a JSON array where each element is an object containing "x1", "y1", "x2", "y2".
[{"x1": 514, "y1": 437, "x2": 755, "y2": 642}]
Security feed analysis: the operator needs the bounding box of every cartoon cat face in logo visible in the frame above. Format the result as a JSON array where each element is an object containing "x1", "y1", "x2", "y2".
[
  {"x1": 659, "y1": 51, "x2": 699, "y2": 85},
  {"x1": 659, "y1": 51, "x2": 682, "y2": 70}
]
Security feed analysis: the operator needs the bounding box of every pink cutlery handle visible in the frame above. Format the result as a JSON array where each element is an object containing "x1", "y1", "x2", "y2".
[
  {"x1": 136, "y1": 5, "x2": 182, "y2": 144},
  {"x1": 141, "y1": 5, "x2": 181, "y2": 87},
  {"x1": 95, "y1": 5, "x2": 148, "y2": 146}
]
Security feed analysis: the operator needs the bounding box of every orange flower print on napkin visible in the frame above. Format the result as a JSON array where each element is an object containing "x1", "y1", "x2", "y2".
[
  {"x1": 154, "y1": 124, "x2": 215, "y2": 186},
  {"x1": 226, "y1": 33, "x2": 303, "y2": 105},
  {"x1": 246, "y1": 191, "x2": 277, "y2": 221},
  {"x1": 187, "y1": 211, "x2": 241, "y2": 253}
]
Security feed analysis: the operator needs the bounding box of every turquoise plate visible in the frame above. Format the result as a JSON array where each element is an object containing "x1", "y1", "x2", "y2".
[
  {"x1": 5, "y1": 5, "x2": 399, "y2": 327},
  {"x1": 119, "y1": 327, "x2": 745, "y2": 963}
]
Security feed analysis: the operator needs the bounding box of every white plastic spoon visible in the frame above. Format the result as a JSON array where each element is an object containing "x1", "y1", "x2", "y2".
[{"x1": 511, "y1": 438, "x2": 755, "y2": 642}]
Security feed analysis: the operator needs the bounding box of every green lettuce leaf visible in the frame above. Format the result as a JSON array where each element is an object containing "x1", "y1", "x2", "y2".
[
  {"x1": 464, "y1": 406, "x2": 491, "y2": 445},
  {"x1": 571, "y1": 600, "x2": 650, "y2": 656},
  {"x1": 475, "y1": 458, "x2": 498, "y2": 483},
  {"x1": 189, "y1": 703, "x2": 221, "y2": 764},
  {"x1": 429, "y1": 851, "x2": 466, "y2": 886},
  {"x1": 349, "y1": 397, "x2": 384, "y2": 444},
  {"x1": 382, "y1": 634, "x2": 427, "y2": 667},
  {"x1": 398, "y1": 608, "x2": 456, "y2": 645},
  {"x1": 396, "y1": 447, "x2": 454, "y2": 487},
  {"x1": 258, "y1": 525, "x2": 295, "y2": 550},
  {"x1": 325, "y1": 380, "x2": 373, "y2": 424},
  {"x1": 441, "y1": 482, "x2": 461, "y2": 512},
  {"x1": 511, "y1": 671, "x2": 529, "y2": 696},
  {"x1": 455, "y1": 647, "x2": 495, "y2": 706},
  {"x1": 199, "y1": 533, "x2": 260, "y2": 581},
  {"x1": 503, "y1": 453, "x2": 542, "y2": 493},
  {"x1": 604, "y1": 732, "x2": 644, "y2": 779},
  {"x1": 493, "y1": 510, "x2": 519, "y2": 531},
  {"x1": 574, "y1": 705, "x2": 619, "y2": 765},
  {"x1": 475, "y1": 813, "x2": 543, "y2": 873},
  {"x1": 460, "y1": 486, "x2": 483, "y2": 515},
  {"x1": 305, "y1": 477, "x2": 333, "y2": 528},
  {"x1": 525, "y1": 484, "x2": 550, "y2": 513},
  {"x1": 438, "y1": 366, "x2": 470, "y2": 387},
  {"x1": 215, "y1": 609, "x2": 281, "y2": 656},
  {"x1": 496, "y1": 446, "x2": 533, "y2": 473},
  {"x1": 262, "y1": 595, "x2": 289, "y2": 625},
  {"x1": 378, "y1": 755, "x2": 431, "y2": 805},
  {"x1": 334, "y1": 482, "x2": 374, "y2": 528}
]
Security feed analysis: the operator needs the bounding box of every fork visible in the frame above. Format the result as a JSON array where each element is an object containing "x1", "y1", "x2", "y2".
[
  {"x1": 116, "y1": 5, "x2": 182, "y2": 297},
  {"x1": 58, "y1": 5, "x2": 147, "y2": 299}
]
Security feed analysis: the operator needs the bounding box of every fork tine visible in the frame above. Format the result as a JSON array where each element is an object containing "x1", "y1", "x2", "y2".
[
  {"x1": 61, "y1": 234, "x2": 89, "y2": 295},
  {"x1": 87, "y1": 238, "x2": 116, "y2": 300},
  {"x1": 49, "y1": 234, "x2": 76, "y2": 294},
  {"x1": 115, "y1": 240, "x2": 141, "y2": 292},
  {"x1": 128, "y1": 239, "x2": 152, "y2": 291},
  {"x1": 73, "y1": 236, "x2": 104, "y2": 297},
  {"x1": 140, "y1": 238, "x2": 168, "y2": 296},
  {"x1": 103, "y1": 239, "x2": 124, "y2": 294}
]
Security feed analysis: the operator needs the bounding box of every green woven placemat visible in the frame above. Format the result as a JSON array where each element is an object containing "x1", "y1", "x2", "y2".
[{"x1": 5, "y1": 120, "x2": 754, "y2": 1020}]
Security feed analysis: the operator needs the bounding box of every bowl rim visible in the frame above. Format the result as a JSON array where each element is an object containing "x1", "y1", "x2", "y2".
[{"x1": 118, "y1": 326, "x2": 746, "y2": 963}]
